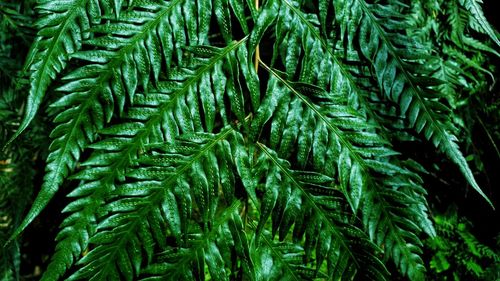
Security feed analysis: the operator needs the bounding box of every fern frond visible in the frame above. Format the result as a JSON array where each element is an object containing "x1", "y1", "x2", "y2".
[
  {"x1": 427, "y1": 208, "x2": 500, "y2": 279},
  {"x1": 252, "y1": 233, "x2": 312, "y2": 280},
  {"x1": 459, "y1": 0, "x2": 500, "y2": 47},
  {"x1": 8, "y1": 0, "x2": 115, "y2": 144},
  {"x1": 276, "y1": 0, "x2": 379, "y2": 120},
  {"x1": 9, "y1": 0, "x2": 230, "y2": 243},
  {"x1": 256, "y1": 143, "x2": 389, "y2": 280},
  {"x1": 69, "y1": 129, "x2": 238, "y2": 280},
  {"x1": 255, "y1": 64, "x2": 432, "y2": 280},
  {"x1": 138, "y1": 201, "x2": 249, "y2": 280},
  {"x1": 7, "y1": 0, "x2": 499, "y2": 279},
  {"x1": 40, "y1": 40, "x2": 248, "y2": 280},
  {"x1": 254, "y1": 64, "x2": 371, "y2": 211},
  {"x1": 248, "y1": 0, "x2": 401, "y2": 160},
  {"x1": 362, "y1": 173, "x2": 429, "y2": 280},
  {"x1": 444, "y1": 45, "x2": 495, "y2": 84},
  {"x1": 354, "y1": 0, "x2": 493, "y2": 206}
]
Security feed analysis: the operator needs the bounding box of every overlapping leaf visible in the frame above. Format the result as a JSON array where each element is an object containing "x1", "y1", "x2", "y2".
[
  {"x1": 252, "y1": 65, "x2": 433, "y2": 279},
  {"x1": 40, "y1": 40, "x2": 250, "y2": 280},
  {"x1": 10, "y1": 0, "x2": 232, "y2": 243},
  {"x1": 351, "y1": 0, "x2": 492, "y2": 206},
  {"x1": 69, "y1": 129, "x2": 241, "y2": 280},
  {"x1": 6, "y1": 0, "x2": 499, "y2": 280},
  {"x1": 9, "y1": 0, "x2": 116, "y2": 143},
  {"x1": 254, "y1": 143, "x2": 388, "y2": 280}
]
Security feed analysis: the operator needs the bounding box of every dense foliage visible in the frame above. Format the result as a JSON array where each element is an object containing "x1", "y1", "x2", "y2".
[
  {"x1": 424, "y1": 206, "x2": 500, "y2": 280},
  {"x1": 1, "y1": 0, "x2": 499, "y2": 280}
]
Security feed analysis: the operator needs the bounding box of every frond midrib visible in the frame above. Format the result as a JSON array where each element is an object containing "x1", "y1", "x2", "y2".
[
  {"x1": 19, "y1": 0, "x2": 204, "y2": 237},
  {"x1": 41, "y1": 38, "x2": 247, "y2": 280},
  {"x1": 261, "y1": 61, "x2": 423, "y2": 277},
  {"x1": 280, "y1": 0, "x2": 381, "y2": 123},
  {"x1": 462, "y1": 0, "x2": 500, "y2": 47},
  {"x1": 368, "y1": 184, "x2": 423, "y2": 274},
  {"x1": 248, "y1": 220, "x2": 302, "y2": 281},
  {"x1": 98, "y1": 37, "x2": 248, "y2": 179},
  {"x1": 33, "y1": 0, "x2": 86, "y2": 90},
  {"x1": 357, "y1": 0, "x2": 491, "y2": 205},
  {"x1": 260, "y1": 62, "x2": 368, "y2": 170},
  {"x1": 85, "y1": 128, "x2": 235, "y2": 279},
  {"x1": 8, "y1": 0, "x2": 89, "y2": 143},
  {"x1": 257, "y1": 142, "x2": 364, "y2": 271},
  {"x1": 357, "y1": 0, "x2": 440, "y2": 129}
]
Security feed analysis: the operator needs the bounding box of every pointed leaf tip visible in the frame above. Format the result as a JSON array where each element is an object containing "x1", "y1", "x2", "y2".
[{"x1": 5, "y1": 88, "x2": 45, "y2": 148}]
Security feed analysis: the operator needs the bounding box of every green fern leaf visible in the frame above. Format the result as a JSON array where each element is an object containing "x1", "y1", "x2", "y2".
[
  {"x1": 40, "y1": 40, "x2": 247, "y2": 280},
  {"x1": 355, "y1": 0, "x2": 493, "y2": 207},
  {"x1": 6, "y1": 0, "x2": 117, "y2": 145},
  {"x1": 6, "y1": 0, "x2": 499, "y2": 280},
  {"x1": 69, "y1": 129, "x2": 236, "y2": 280},
  {"x1": 256, "y1": 63, "x2": 432, "y2": 280},
  {"x1": 8, "y1": 0, "x2": 229, "y2": 244},
  {"x1": 256, "y1": 143, "x2": 389, "y2": 280},
  {"x1": 459, "y1": 0, "x2": 500, "y2": 47}
]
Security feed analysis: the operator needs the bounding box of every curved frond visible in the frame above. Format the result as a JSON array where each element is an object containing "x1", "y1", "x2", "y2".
[
  {"x1": 8, "y1": 0, "x2": 114, "y2": 143},
  {"x1": 69, "y1": 129, "x2": 239, "y2": 280},
  {"x1": 9, "y1": 0, "x2": 229, "y2": 242},
  {"x1": 40, "y1": 40, "x2": 248, "y2": 280},
  {"x1": 255, "y1": 143, "x2": 389, "y2": 280},
  {"x1": 254, "y1": 64, "x2": 432, "y2": 280},
  {"x1": 459, "y1": 0, "x2": 500, "y2": 47},
  {"x1": 353, "y1": 0, "x2": 492, "y2": 206}
]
